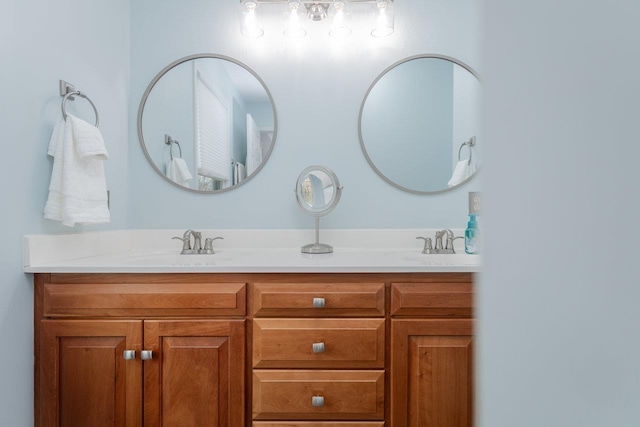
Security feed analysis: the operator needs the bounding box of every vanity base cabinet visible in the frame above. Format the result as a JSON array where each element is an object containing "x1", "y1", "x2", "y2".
[
  {"x1": 35, "y1": 273, "x2": 474, "y2": 427},
  {"x1": 390, "y1": 280, "x2": 474, "y2": 427},
  {"x1": 34, "y1": 274, "x2": 247, "y2": 427}
]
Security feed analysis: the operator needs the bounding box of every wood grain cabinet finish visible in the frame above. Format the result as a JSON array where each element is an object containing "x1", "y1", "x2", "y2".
[
  {"x1": 253, "y1": 318, "x2": 385, "y2": 369},
  {"x1": 252, "y1": 282, "x2": 385, "y2": 317},
  {"x1": 390, "y1": 278, "x2": 474, "y2": 427},
  {"x1": 252, "y1": 370, "x2": 385, "y2": 421},
  {"x1": 35, "y1": 275, "x2": 246, "y2": 427},
  {"x1": 35, "y1": 272, "x2": 474, "y2": 427}
]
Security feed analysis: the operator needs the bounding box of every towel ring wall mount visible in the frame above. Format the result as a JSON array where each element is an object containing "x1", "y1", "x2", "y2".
[
  {"x1": 165, "y1": 134, "x2": 183, "y2": 161},
  {"x1": 59, "y1": 80, "x2": 100, "y2": 128},
  {"x1": 458, "y1": 136, "x2": 476, "y2": 165}
]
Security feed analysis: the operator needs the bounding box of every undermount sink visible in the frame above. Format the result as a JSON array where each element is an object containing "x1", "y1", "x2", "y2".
[
  {"x1": 386, "y1": 250, "x2": 481, "y2": 266},
  {"x1": 122, "y1": 250, "x2": 249, "y2": 266}
]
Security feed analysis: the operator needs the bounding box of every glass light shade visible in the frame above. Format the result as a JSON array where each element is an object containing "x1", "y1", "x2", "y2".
[
  {"x1": 371, "y1": 0, "x2": 394, "y2": 38},
  {"x1": 284, "y1": 1, "x2": 307, "y2": 38},
  {"x1": 329, "y1": 1, "x2": 351, "y2": 38},
  {"x1": 240, "y1": 0, "x2": 264, "y2": 38}
]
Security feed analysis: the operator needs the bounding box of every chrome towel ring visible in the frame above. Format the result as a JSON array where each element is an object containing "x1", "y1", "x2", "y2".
[
  {"x1": 458, "y1": 136, "x2": 476, "y2": 165},
  {"x1": 165, "y1": 134, "x2": 183, "y2": 160},
  {"x1": 61, "y1": 90, "x2": 100, "y2": 128}
]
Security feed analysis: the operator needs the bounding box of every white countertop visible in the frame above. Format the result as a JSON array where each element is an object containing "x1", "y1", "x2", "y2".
[{"x1": 23, "y1": 229, "x2": 482, "y2": 273}]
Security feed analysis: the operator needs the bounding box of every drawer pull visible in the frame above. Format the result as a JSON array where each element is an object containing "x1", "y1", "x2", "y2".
[
  {"x1": 312, "y1": 297, "x2": 326, "y2": 308},
  {"x1": 311, "y1": 396, "x2": 325, "y2": 407},
  {"x1": 141, "y1": 350, "x2": 153, "y2": 361},
  {"x1": 312, "y1": 342, "x2": 326, "y2": 353},
  {"x1": 122, "y1": 350, "x2": 136, "y2": 360}
]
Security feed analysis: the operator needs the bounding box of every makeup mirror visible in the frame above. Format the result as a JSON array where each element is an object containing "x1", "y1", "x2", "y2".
[
  {"x1": 137, "y1": 54, "x2": 277, "y2": 193},
  {"x1": 295, "y1": 166, "x2": 343, "y2": 254}
]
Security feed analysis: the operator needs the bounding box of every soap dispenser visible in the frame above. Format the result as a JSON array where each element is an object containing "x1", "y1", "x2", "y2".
[{"x1": 465, "y1": 214, "x2": 480, "y2": 254}]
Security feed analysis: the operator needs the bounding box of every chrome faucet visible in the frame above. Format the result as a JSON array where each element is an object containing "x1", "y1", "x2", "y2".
[
  {"x1": 172, "y1": 230, "x2": 223, "y2": 254},
  {"x1": 416, "y1": 229, "x2": 463, "y2": 254}
]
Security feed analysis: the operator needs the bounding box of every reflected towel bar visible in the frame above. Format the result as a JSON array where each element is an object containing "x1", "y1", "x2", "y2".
[
  {"x1": 458, "y1": 136, "x2": 476, "y2": 165},
  {"x1": 165, "y1": 134, "x2": 183, "y2": 160}
]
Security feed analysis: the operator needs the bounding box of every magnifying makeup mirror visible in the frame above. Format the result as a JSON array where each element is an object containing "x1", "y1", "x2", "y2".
[{"x1": 295, "y1": 166, "x2": 343, "y2": 254}]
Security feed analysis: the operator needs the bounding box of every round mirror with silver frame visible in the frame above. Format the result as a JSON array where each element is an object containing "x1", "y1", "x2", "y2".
[
  {"x1": 295, "y1": 165, "x2": 343, "y2": 254},
  {"x1": 359, "y1": 54, "x2": 482, "y2": 194},
  {"x1": 137, "y1": 53, "x2": 277, "y2": 193}
]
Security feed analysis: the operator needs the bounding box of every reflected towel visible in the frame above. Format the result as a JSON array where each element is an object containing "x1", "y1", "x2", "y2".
[
  {"x1": 44, "y1": 115, "x2": 110, "y2": 227},
  {"x1": 447, "y1": 160, "x2": 477, "y2": 187},
  {"x1": 233, "y1": 162, "x2": 246, "y2": 185},
  {"x1": 166, "y1": 158, "x2": 193, "y2": 187}
]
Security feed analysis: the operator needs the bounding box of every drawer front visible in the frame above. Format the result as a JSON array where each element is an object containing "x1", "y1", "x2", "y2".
[
  {"x1": 44, "y1": 282, "x2": 246, "y2": 317},
  {"x1": 253, "y1": 423, "x2": 384, "y2": 427},
  {"x1": 253, "y1": 319, "x2": 385, "y2": 368},
  {"x1": 391, "y1": 282, "x2": 473, "y2": 317},
  {"x1": 252, "y1": 283, "x2": 385, "y2": 317},
  {"x1": 252, "y1": 370, "x2": 384, "y2": 420}
]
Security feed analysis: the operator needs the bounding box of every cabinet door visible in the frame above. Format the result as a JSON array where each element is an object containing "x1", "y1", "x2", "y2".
[
  {"x1": 40, "y1": 320, "x2": 143, "y2": 427},
  {"x1": 391, "y1": 319, "x2": 473, "y2": 427},
  {"x1": 143, "y1": 320, "x2": 245, "y2": 427}
]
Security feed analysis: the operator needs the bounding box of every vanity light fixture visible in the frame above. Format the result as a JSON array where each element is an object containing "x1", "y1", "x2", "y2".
[
  {"x1": 284, "y1": 0, "x2": 307, "y2": 38},
  {"x1": 240, "y1": 0, "x2": 264, "y2": 38},
  {"x1": 371, "y1": 0, "x2": 394, "y2": 37},
  {"x1": 239, "y1": 0, "x2": 394, "y2": 38}
]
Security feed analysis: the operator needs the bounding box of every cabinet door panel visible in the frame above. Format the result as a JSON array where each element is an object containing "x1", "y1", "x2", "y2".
[
  {"x1": 144, "y1": 320, "x2": 245, "y2": 427},
  {"x1": 40, "y1": 320, "x2": 142, "y2": 427},
  {"x1": 391, "y1": 319, "x2": 473, "y2": 427}
]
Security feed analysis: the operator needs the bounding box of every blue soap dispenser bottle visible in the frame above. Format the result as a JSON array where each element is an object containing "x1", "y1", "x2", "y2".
[{"x1": 465, "y1": 214, "x2": 480, "y2": 254}]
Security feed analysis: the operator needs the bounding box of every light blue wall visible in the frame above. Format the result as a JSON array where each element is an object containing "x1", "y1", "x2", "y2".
[
  {"x1": 480, "y1": 1, "x2": 640, "y2": 426},
  {"x1": 129, "y1": 0, "x2": 482, "y2": 229},
  {"x1": 0, "y1": 0, "x2": 130, "y2": 424}
]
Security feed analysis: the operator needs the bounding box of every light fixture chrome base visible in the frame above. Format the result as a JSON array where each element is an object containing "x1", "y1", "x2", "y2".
[
  {"x1": 306, "y1": 3, "x2": 329, "y2": 21},
  {"x1": 301, "y1": 242, "x2": 333, "y2": 254}
]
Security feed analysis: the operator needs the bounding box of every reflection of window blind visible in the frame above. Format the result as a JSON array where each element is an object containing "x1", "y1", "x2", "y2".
[{"x1": 195, "y1": 71, "x2": 229, "y2": 182}]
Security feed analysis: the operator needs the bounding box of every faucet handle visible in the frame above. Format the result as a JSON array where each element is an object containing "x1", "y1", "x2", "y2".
[
  {"x1": 172, "y1": 236, "x2": 193, "y2": 254},
  {"x1": 416, "y1": 237, "x2": 433, "y2": 254},
  {"x1": 202, "y1": 237, "x2": 224, "y2": 254}
]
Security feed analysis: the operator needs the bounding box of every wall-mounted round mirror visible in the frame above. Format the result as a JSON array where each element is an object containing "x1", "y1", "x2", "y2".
[
  {"x1": 359, "y1": 54, "x2": 481, "y2": 194},
  {"x1": 138, "y1": 54, "x2": 277, "y2": 193},
  {"x1": 295, "y1": 166, "x2": 343, "y2": 254}
]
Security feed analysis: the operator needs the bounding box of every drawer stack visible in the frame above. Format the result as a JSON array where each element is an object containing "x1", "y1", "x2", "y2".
[{"x1": 251, "y1": 282, "x2": 386, "y2": 427}]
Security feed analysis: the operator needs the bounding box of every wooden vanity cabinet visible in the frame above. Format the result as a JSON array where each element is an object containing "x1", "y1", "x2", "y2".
[
  {"x1": 34, "y1": 274, "x2": 246, "y2": 427},
  {"x1": 390, "y1": 279, "x2": 474, "y2": 427},
  {"x1": 34, "y1": 272, "x2": 474, "y2": 427},
  {"x1": 250, "y1": 281, "x2": 386, "y2": 425}
]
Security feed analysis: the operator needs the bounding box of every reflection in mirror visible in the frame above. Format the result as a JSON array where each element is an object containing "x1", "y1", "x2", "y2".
[
  {"x1": 295, "y1": 166, "x2": 343, "y2": 254},
  {"x1": 359, "y1": 55, "x2": 481, "y2": 194},
  {"x1": 138, "y1": 54, "x2": 277, "y2": 193}
]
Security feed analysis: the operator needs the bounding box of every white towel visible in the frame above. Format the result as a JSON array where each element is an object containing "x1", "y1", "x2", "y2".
[
  {"x1": 44, "y1": 115, "x2": 110, "y2": 227},
  {"x1": 166, "y1": 158, "x2": 193, "y2": 187},
  {"x1": 233, "y1": 162, "x2": 246, "y2": 185},
  {"x1": 448, "y1": 160, "x2": 477, "y2": 187}
]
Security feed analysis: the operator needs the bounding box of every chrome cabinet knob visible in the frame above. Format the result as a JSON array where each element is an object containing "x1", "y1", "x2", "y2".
[
  {"x1": 311, "y1": 396, "x2": 325, "y2": 407},
  {"x1": 312, "y1": 342, "x2": 326, "y2": 353},
  {"x1": 141, "y1": 350, "x2": 153, "y2": 361},
  {"x1": 313, "y1": 297, "x2": 326, "y2": 308},
  {"x1": 122, "y1": 350, "x2": 136, "y2": 360}
]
